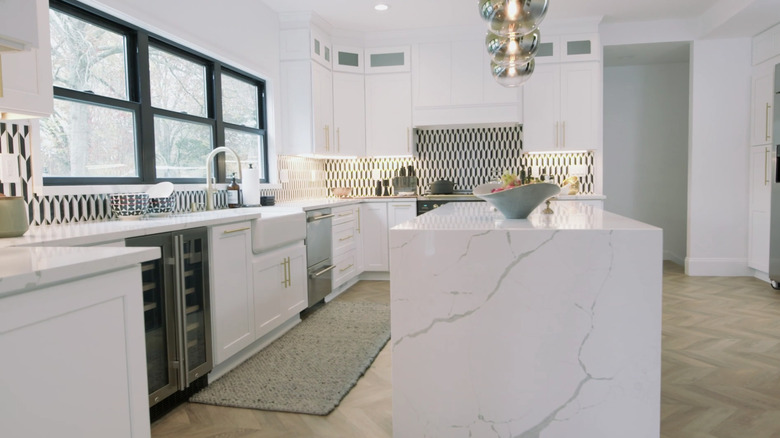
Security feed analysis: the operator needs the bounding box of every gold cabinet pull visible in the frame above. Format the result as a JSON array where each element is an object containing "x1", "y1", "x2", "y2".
[
  {"x1": 562, "y1": 121, "x2": 566, "y2": 148},
  {"x1": 356, "y1": 208, "x2": 361, "y2": 232},
  {"x1": 286, "y1": 257, "x2": 291, "y2": 287},
  {"x1": 223, "y1": 227, "x2": 250, "y2": 234},
  {"x1": 337, "y1": 128, "x2": 341, "y2": 152},
  {"x1": 339, "y1": 234, "x2": 354, "y2": 242},
  {"x1": 554, "y1": 121, "x2": 559, "y2": 148},
  {"x1": 767, "y1": 103, "x2": 772, "y2": 142},
  {"x1": 339, "y1": 263, "x2": 354, "y2": 273},
  {"x1": 337, "y1": 211, "x2": 353, "y2": 217},
  {"x1": 766, "y1": 147, "x2": 770, "y2": 186},
  {"x1": 407, "y1": 127, "x2": 411, "y2": 153}
]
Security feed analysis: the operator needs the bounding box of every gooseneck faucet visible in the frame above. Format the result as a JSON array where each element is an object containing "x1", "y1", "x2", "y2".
[{"x1": 205, "y1": 146, "x2": 242, "y2": 211}]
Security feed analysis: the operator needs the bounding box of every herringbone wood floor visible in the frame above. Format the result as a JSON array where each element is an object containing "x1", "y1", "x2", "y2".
[{"x1": 152, "y1": 266, "x2": 780, "y2": 437}]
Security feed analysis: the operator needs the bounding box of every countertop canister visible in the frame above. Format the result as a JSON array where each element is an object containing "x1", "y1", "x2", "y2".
[{"x1": 0, "y1": 197, "x2": 29, "y2": 238}]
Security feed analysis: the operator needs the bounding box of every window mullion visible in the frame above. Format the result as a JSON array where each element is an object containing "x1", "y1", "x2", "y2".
[
  {"x1": 213, "y1": 63, "x2": 226, "y2": 183},
  {"x1": 137, "y1": 32, "x2": 156, "y2": 183}
]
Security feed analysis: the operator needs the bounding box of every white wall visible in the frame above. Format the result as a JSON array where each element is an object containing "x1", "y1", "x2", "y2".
[
  {"x1": 686, "y1": 38, "x2": 752, "y2": 276},
  {"x1": 603, "y1": 62, "x2": 689, "y2": 265}
]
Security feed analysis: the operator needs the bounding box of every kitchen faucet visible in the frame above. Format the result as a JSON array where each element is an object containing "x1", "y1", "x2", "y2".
[{"x1": 205, "y1": 146, "x2": 242, "y2": 211}]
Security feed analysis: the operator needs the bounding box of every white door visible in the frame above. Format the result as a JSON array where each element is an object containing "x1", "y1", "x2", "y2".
[
  {"x1": 281, "y1": 245, "x2": 307, "y2": 318},
  {"x1": 559, "y1": 61, "x2": 599, "y2": 150},
  {"x1": 522, "y1": 63, "x2": 559, "y2": 151},
  {"x1": 388, "y1": 201, "x2": 416, "y2": 228},
  {"x1": 361, "y1": 203, "x2": 389, "y2": 271},
  {"x1": 333, "y1": 72, "x2": 366, "y2": 156},
  {"x1": 365, "y1": 73, "x2": 413, "y2": 156},
  {"x1": 252, "y1": 251, "x2": 284, "y2": 339},
  {"x1": 312, "y1": 62, "x2": 334, "y2": 154},
  {"x1": 751, "y1": 63, "x2": 774, "y2": 146}
]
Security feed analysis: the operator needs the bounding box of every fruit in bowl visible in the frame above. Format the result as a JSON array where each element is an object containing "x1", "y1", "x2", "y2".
[
  {"x1": 474, "y1": 178, "x2": 559, "y2": 219},
  {"x1": 490, "y1": 172, "x2": 524, "y2": 193}
]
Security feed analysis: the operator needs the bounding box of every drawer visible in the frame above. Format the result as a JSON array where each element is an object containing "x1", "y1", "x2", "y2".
[
  {"x1": 333, "y1": 249, "x2": 357, "y2": 288},
  {"x1": 332, "y1": 206, "x2": 356, "y2": 226},
  {"x1": 333, "y1": 221, "x2": 357, "y2": 255}
]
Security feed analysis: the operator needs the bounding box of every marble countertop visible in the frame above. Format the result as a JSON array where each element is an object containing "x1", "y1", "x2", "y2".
[
  {"x1": 0, "y1": 246, "x2": 160, "y2": 298},
  {"x1": 396, "y1": 201, "x2": 656, "y2": 232}
]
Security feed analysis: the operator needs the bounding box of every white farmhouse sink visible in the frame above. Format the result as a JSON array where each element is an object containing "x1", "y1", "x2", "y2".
[{"x1": 251, "y1": 210, "x2": 306, "y2": 254}]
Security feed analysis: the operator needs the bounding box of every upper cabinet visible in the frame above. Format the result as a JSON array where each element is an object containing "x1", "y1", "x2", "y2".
[
  {"x1": 365, "y1": 46, "x2": 410, "y2": 74},
  {"x1": 332, "y1": 71, "x2": 366, "y2": 156},
  {"x1": 534, "y1": 33, "x2": 601, "y2": 64},
  {"x1": 0, "y1": 0, "x2": 39, "y2": 51},
  {"x1": 0, "y1": 0, "x2": 53, "y2": 120},
  {"x1": 523, "y1": 61, "x2": 600, "y2": 151},
  {"x1": 279, "y1": 25, "x2": 334, "y2": 155},
  {"x1": 333, "y1": 45, "x2": 364, "y2": 73},
  {"x1": 365, "y1": 72, "x2": 413, "y2": 156},
  {"x1": 522, "y1": 32, "x2": 601, "y2": 152},
  {"x1": 412, "y1": 40, "x2": 521, "y2": 126},
  {"x1": 753, "y1": 23, "x2": 780, "y2": 66}
]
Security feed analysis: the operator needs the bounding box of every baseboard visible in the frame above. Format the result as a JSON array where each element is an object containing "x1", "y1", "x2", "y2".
[
  {"x1": 684, "y1": 257, "x2": 752, "y2": 276},
  {"x1": 359, "y1": 271, "x2": 390, "y2": 281},
  {"x1": 209, "y1": 316, "x2": 301, "y2": 382},
  {"x1": 663, "y1": 250, "x2": 685, "y2": 266},
  {"x1": 752, "y1": 269, "x2": 770, "y2": 283}
]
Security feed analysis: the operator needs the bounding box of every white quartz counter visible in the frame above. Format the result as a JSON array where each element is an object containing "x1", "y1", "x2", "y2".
[
  {"x1": 0, "y1": 246, "x2": 159, "y2": 298},
  {"x1": 390, "y1": 201, "x2": 662, "y2": 438}
]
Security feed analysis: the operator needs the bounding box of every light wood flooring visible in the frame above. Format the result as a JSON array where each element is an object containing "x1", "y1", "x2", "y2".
[{"x1": 152, "y1": 265, "x2": 780, "y2": 437}]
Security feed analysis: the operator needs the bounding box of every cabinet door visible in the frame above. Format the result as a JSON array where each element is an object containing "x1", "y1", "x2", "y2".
[
  {"x1": 310, "y1": 26, "x2": 332, "y2": 69},
  {"x1": 751, "y1": 63, "x2": 774, "y2": 146},
  {"x1": 0, "y1": 0, "x2": 38, "y2": 50},
  {"x1": 560, "y1": 61, "x2": 599, "y2": 150},
  {"x1": 252, "y1": 251, "x2": 284, "y2": 339},
  {"x1": 365, "y1": 46, "x2": 411, "y2": 73},
  {"x1": 365, "y1": 73, "x2": 413, "y2": 156},
  {"x1": 388, "y1": 201, "x2": 416, "y2": 228},
  {"x1": 414, "y1": 42, "x2": 452, "y2": 107},
  {"x1": 333, "y1": 72, "x2": 366, "y2": 156},
  {"x1": 312, "y1": 62, "x2": 334, "y2": 154},
  {"x1": 522, "y1": 64, "x2": 559, "y2": 151},
  {"x1": 361, "y1": 203, "x2": 389, "y2": 271},
  {"x1": 209, "y1": 222, "x2": 254, "y2": 365},
  {"x1": 281, "y1": 244, "x2": 307, "y2": 318},
  {"x1": 0, "y1": 0, "x2": 53, "y2": 119},
  {"x1": 354, "y1": 205, "x2": 365, "y2": 273},
  {"x1": 333, "y1": 46, "x2": 363, "y2": 73}
]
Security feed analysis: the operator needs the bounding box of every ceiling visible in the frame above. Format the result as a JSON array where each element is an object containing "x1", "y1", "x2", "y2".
[{"x1": 260, "y1": 0, "x2": 718, "y2": 33}]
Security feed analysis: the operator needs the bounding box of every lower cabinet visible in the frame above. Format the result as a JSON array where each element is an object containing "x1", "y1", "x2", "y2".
[
  {"x1": 210, "y1": 222, "x2": 255, "y2": 365},
  {"x1": 253, "y1": 243, "x2": 307, "y2": 340},
  {"x1": 332, "y1": 204, "x2": 363, "y2": 288},
  {"x1": 361, "y1": 201, "x2": 416, "y2": 271}
]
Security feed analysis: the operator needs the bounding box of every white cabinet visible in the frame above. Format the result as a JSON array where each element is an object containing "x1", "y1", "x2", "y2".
[
  {"x1": 1, "y1": 266, "x2": 150, "y2": 437},
  {"x1": 412, "y1": 40, "x2": 522, "y2": 125},
  {"x1": 0, "y1": 0, "x2": 38, "y2": 51},
  {"x1": 209, "y1": 222, "x2": 254, "y2": 365},
  {"x1": 333, "y1": 45, "x2": 364, "y2": 73},
  {"x1": 253, "y1": 242, "x2": 307, "y2": 340},
  {"x1": 280, "y1": 60, "x2": 334, "y2": 155},
  {"x1": 362, "y1": 202, "x2": 390, "y2": 271},
  {"x1": 753, "y1": 23, "x2": 780, "y2": 66},
  {"x1": 534, "y1": 33, "x2": 601, "y2": 64},
  {"x1": 0, "y1": 0, "x2": 53, "y2": 120},
  {"x1": 748, "y1": 145, "x2": 773, "y2": 272},
  {"x1": 365, "y1": 46, "x2": 411, "y2": 73},
  {"x1": 388, "y1": 200, "x2": 416, "y2": 228},
  {"x1": 751, "y1": 60, "x2": 774, "y2": 146},
  {"x1": 310, "y1": 26, "x2": 332, "y2": 68},
  {"x1": 366, "y1": 73, "x2": 413, "y2": 156},
  {"x1": 361, "y1": 200, "x2": 416, "y2": 272},
  {"x1": 332, "y1": 72, "x2": 366, "y2": 156},
  {"x1": 523, "y1": 61, "x2": 600, "y2": 151},
  {"x1": 332, "y1": 204, "x2": 363, "y2": 288}
]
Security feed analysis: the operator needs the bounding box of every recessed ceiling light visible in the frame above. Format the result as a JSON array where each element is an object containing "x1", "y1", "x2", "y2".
[{"x1": 374, "y1": 3, "x2": 389, "y2": 11}]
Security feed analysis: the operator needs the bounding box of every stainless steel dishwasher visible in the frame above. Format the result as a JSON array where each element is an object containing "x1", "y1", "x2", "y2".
[{"x1": 306, "y1": 208, "x2": 335, "y2": 307}]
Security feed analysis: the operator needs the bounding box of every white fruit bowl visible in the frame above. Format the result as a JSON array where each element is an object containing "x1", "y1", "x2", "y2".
[{"x1": 473, "y1": 182, "x2": 560, "y2": 219}]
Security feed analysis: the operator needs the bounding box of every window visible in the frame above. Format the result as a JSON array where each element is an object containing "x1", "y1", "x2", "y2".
[{"x1": 41, "y1": 0, "x2": 268, "y2": 185}]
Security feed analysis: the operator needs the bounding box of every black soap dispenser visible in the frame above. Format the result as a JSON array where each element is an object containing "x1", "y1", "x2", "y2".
[{"x1": 227, "y1": 172, "x2": 242, "y2": 208}]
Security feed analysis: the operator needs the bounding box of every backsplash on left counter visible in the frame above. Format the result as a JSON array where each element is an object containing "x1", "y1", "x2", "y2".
[{"x1": 0, "y1": 122, "x2": 330, "y2": 226}]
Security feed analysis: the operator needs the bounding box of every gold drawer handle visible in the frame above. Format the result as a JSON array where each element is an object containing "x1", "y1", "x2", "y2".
[
  {"x1": 338, "y1": 212, "x2": 353, "y2": 217},
  {"x1": 223, "y1": 227, "x2": 250, "y2": 234},
  {"x1": 339, "y1": 235, "x2": 354, "y2": 241},
  {"x1": 339, "y1": 264, "x2": 354, "y2": 273}
]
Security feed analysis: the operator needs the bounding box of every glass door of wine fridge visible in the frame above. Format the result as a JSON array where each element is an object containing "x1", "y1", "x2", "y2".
[{"x1": 127, "y1": 227, "x2": 211, "y2": 408}]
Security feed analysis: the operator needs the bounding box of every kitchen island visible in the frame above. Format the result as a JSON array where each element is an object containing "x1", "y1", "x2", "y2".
[{"x1": 389, "y1": 201, "x2": 662, "y2": 438}]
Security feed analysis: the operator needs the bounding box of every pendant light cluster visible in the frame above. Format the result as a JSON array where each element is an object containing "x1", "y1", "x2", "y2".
[{"x1": 478, "y1": 0, "x2": 549, "y2": 87}]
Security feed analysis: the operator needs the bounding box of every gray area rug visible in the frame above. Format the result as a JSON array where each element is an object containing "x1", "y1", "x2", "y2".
[{"x1": 190, "y1": 301, "x2": 390, "y2": 415}]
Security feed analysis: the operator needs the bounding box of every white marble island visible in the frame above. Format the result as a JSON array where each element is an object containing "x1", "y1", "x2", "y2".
[{"x1": 389, "y1": 202, "x2": 662, "y2": 438}]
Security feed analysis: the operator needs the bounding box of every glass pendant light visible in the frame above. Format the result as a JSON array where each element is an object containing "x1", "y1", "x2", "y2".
[
  {"x1": 485, "y1": 28, "x2": 540, "y2": 64},
  {"x1": 478, "y1": 0, "x2": 549, "y2": 37},
  {"x1": 490, "y1": 58, "x2": 535, "y2": 88}
]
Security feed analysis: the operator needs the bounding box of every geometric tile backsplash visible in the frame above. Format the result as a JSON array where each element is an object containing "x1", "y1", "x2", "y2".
[{"x1": 1, "y1": 121, "x2": 594, "y2": 226}]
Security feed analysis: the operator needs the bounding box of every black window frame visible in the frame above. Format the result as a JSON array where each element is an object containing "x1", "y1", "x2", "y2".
[{"x1": 46, "y1": 0, "x2": 269, "y2": 186}]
